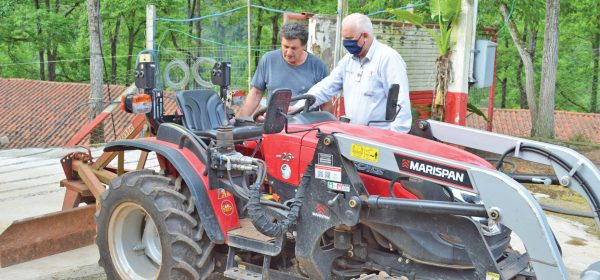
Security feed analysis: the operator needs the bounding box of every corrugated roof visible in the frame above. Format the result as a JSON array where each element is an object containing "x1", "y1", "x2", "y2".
[
  {"x1": 0, "y1": 78, "x2": 175, "y2": 149},
  {"x1": 466, "y1": 108, "x2": 600, "y2": 143}
]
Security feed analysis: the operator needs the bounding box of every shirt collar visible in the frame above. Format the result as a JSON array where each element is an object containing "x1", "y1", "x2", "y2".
[{"x1": 352, "y1": 38, "x2": 379, "y2": 63}]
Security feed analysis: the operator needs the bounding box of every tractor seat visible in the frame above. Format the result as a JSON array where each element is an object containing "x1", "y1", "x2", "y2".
[{"x1": 175, "y1": 89, "x2": 263, "y2": 141}]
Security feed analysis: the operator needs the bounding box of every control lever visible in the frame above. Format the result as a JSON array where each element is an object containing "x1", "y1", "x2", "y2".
[{"x1": 328, "y1": 193, "x2": 342, "y2": 206}]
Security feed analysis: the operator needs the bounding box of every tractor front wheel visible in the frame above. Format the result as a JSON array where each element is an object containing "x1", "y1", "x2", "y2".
[{"x1": 96, "y1": 171, "x2": 215, "y2": 280}]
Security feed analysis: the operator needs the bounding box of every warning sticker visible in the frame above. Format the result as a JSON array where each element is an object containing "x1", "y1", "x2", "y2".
[
  {"x1": 350, "y1": 143, "x2": 379, "y2": 162},
  {"x1": 485, "y1": 272, "x2": 500, "y2": 280},
  {"x1": 217, "y1": 189, "x2": 232, "y2": 199},
  {"x1": 318, "y1": 153, "x2": 333, "y2": 165},
  {"x1": 315, "y1": 164, "x2": 342, "y2": 182},
  {"x1": 327, "y1": 181, "x2": 351, "y2": 192}
]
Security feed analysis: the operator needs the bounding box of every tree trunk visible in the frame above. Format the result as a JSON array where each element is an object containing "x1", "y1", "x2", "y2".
[
  {"x1": 500, "y1": 39, "x2": 508, "y2": 108},
  {"x1": 87, "y1": 0, "x2": 105, "y2": 143},
  {"x1": 38, "y1": 50, "x2": 46, "y2": 80},
  {"x1": 516, "y1": 61, "x2": 527, "y2": 108},
  {"x1": 47, "y1": 48, "x2": 57, "y2": 81},
  {"x1": 271, "y1": 13, "x2": 281, "y2": 49},
  {"x1": 432, "y1": 55, "x2": 450, "y2": 121},
  {"x1": 44, "y1": 0, "x2": 59, "y2": 81},
  {"x1": 125, "y1": 11, "x2": 142, "y2": 86},
  {"x1": 499, "y1": 2, "x2": 538, "y2": 126},
  {"x1": 192, "y1": 0, "x2": 202, "y2": 88},
  {"x1": 193, "y1": 0, "x2": 201, "y2": 40},
  {"x1": 516, "y1": 26, "x2": 537, "y2": 109},
  {"x1": 500, "y1": 77, "x2": 507, "y2": 108},
  {"x1": 591, "y1": 32, "x2": 599, "y2": 112},
  {"x1": 254, "y1": 0, "x2": 264, "y2": 68},
  {"x1": 534, "y1": 0, "x2": 559, "y2": 138},
  {"x1": 34, "y1": 0, "x2": 46, "y2": 80},
  {"x1": 109, "y1": 16, "x2": 121, "y2": 84}
]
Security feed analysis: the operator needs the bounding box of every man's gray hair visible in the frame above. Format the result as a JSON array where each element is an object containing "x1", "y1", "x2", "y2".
[
  {"x1": 280, "y1": 22, "x2": 308, "y2": 45},
  {"x1": 342, "y1": 13, "x2": 374, "y2": 36}
]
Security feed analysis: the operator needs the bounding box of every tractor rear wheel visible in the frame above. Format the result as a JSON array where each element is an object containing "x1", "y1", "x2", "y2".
[{"x1": 96, "y1": 171, "x2": 215, "y2": 280}]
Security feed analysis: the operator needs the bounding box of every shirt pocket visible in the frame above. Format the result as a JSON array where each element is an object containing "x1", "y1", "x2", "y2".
[{"x1": 363, "y1": 71, "x2": 383, "y2": 99}]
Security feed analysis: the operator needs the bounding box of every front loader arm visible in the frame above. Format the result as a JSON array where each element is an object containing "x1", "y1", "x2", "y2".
[
  {"x1": 334, "y1": 133, "x2": 568, "y2": 279},
  {"x1": 424, "y1": 120, "x2": 600, "y2": 229}
]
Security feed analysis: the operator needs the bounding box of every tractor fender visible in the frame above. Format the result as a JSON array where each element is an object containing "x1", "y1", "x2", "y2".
[{"x1": 104, "y1": 138, "x2": 226, "y2": 244}]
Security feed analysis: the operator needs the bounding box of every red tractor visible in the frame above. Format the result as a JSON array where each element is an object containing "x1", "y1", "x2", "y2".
[{"x1": 96, "y1": 59, "x2": 600, "y2": 280}]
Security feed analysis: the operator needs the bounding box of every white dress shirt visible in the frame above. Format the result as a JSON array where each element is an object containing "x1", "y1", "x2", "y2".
[{"x1": 306, "y1": 39, "x2": 412, "y2": 133}]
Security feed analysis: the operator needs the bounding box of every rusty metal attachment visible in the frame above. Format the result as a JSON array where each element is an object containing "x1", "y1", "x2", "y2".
[{"x1": 0, "y1": 87, "x2": 152, "y2": 267}]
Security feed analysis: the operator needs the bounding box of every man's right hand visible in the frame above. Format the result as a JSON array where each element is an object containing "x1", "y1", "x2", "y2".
[{"x1": 237, "y1": 87, "x2": 264, "y2": 118}]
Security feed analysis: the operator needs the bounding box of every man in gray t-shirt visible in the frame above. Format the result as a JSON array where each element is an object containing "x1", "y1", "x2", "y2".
[{"x1": 238, "y1": 22, "x2": 330, "y2": 118}]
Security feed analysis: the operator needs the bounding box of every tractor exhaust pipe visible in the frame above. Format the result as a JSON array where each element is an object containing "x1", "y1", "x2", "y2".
[{"x1": 367, "y1": 196, "x2": 488, "y2": 218}]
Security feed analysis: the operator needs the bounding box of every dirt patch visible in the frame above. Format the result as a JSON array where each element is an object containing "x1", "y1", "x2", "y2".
[{"x1": 566, "y1": 237, "x2": 588, "y2": 246}]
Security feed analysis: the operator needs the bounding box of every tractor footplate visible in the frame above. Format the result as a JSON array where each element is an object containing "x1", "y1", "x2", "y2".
[{"x1": 227, "y1": 218, "x2": 283, "y2": 256}]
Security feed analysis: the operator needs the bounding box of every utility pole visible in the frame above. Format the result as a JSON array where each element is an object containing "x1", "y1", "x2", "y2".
[
  {"x1": 333, "y1": 0, "x2": 348, "y2": 67},
  {"x1": 146, "y1": 5, "x2": 155, "y2": 50},
  {"x1": 87, "y1": 0, "x2": 105, "y2": 143},
  {"x1": 445, "y1": 0, "x2": 477, "y2": 126}
]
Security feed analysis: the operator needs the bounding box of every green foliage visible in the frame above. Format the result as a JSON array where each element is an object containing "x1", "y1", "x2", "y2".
[
  {"x1": 0, "y1": 0, "x2": 598, "y2": 116},
  {"x1": 387, "y1": 0, "x2": 462, "y2": 56},
  {"x1": 467, "y1": 102, "x2": 490, "y2": 122},
  {"x1": 478, "y1": 0, "x2": 599, "y2": 113}
]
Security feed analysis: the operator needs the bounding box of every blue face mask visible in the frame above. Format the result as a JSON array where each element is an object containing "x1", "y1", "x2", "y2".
[{"x1": 343, "y1": 34, "x2": 364, "y2": 55}]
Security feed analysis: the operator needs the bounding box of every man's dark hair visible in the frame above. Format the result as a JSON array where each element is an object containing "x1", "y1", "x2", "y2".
[{"x1": 280, "y1": 22, "x2": 308, "y2": 46}]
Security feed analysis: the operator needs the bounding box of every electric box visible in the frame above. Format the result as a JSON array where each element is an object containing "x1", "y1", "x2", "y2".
[{"x1": 472, "y1": 40, "x2": 497, "y2": 88}]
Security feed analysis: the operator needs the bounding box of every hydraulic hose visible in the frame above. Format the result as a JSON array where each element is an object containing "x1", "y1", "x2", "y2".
[
  {"x1": 540, "y1": 203, "x2": 595, "y2": 218},
  {"x1": 496, "y1": 145, "x2": 600, "y2": 219},
  {"x1": 247, "y1": 163, "x2": 310, "y2": 237}
]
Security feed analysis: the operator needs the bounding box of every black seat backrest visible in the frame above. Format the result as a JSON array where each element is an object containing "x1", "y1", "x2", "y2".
[{"x1": 175, "y1": 90, "x2": 226, "y2": 131}]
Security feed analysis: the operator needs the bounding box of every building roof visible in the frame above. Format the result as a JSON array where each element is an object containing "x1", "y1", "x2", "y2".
[
  {"x1": 0, "y1": 78, "x2": 176, "y2": 149},
  {"x1": 2, "y1": 78, "x2": 598, "y2": 148},
  {"x1": 466, "y1": 108, "x2": 600, "y2": 143}
]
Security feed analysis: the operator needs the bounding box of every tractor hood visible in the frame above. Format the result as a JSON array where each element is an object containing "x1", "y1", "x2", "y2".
[{"x1": 297, "y1": 121, "x2": 494, "y2": 170}]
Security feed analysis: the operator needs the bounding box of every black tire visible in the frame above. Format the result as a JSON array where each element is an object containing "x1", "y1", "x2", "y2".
[{"x1": 96, "y1": 170, "x2": 215, "y2": 280}]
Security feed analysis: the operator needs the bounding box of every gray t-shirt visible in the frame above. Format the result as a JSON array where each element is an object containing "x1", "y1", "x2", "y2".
[{"x1": 251, "y1": 50, "x2": 328, "y2": 103}]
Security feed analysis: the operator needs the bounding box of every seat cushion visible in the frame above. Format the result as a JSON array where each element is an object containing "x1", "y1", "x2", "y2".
[{"x1": 193, "y1": 125, "x2": 264, "y2": 141}]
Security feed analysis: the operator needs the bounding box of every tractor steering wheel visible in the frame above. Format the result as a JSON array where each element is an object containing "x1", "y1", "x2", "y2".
[{"x1": 251, "y1": 94, "x2": 317, "y2": 122}]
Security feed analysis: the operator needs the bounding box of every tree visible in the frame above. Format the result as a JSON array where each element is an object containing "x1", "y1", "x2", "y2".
[
  {"x1": 563, "y1": 0, "x2": 600, "y2": 112},
  {"x1": 498, "y1": 1, "x2": 539, "y2": 125},
  {"x1": 515, "y1": 24, "x2": 537, "y2": 109},
  {"x1": 498, "y1": 0, "x2": 561, "y2": 138},
  {"x1": 389, "y1": 0, "x2": 462, "y2": 121},
  {"x1": 87, "y1": 0, "x2": 105, "y2": 143},
  {"x1": 34, "y1": 0, "x2": 46, "y2": 80},
  {"x1": 534, "y1": 0, "x2": 560, "y2": 138}
]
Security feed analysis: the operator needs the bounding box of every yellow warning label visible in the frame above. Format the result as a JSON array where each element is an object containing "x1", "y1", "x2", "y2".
[
  {"x1": 350, "y1": 143, "x2": 379, "y2": 162},
  {"x1": 485, "y1": 272, "x2": 500, "y2": 280}
]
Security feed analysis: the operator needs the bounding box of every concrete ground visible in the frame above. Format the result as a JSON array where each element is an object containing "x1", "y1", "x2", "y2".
[
  {"x1": 0, "y1": 147, "x2": 599, "y2": 279},
  {"x1": 0, "y1": 147, "x2": 158, "y2": 279}
]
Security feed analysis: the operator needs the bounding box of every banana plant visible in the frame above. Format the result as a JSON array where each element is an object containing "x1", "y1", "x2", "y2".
[{"x1": 388, "y1": 0, "x2": 462, "y2": 121}]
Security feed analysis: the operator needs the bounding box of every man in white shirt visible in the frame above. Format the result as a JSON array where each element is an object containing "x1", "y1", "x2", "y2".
[{"x1": 304, "y1": 13, "x2": 412, "y2": 132}]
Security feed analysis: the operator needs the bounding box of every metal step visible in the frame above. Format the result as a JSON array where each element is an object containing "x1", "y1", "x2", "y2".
[
  {"x1": 224, "y1": 266, "x2": 263, "y2": 280},
  {"x1": 227, "y1": 218, "x2": 283, "y2": 256}
]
